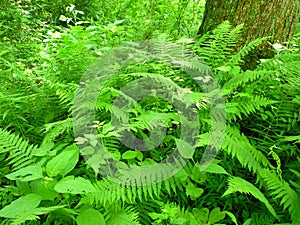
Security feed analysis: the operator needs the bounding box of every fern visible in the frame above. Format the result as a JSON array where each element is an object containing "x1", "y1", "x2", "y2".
[
  {"x1": 0, "y1": 128, "x2": 38, "y2": 171},
  {"x1": 194, "y1": 21, "x2": 242, "y2": 68},
  {"x1": 226, "y1": 94, "x2": 277, "y2": 122},
  {"x1": 222, "y1": 70, "x2": 276, "y2": 94},
  {"x1": 222, "y1": 126, "x2": 272, "y2": 175},
  {"x1": 261, "y1": 169, "x2": 300, "y2": 223},
  {"x1": 227, "y1": 36, "x2": 270, "y2": 66},
  {"x1": 42, "y1": 118, "x2": 73, "y2": 145},
  {"x1": 81, "y1": 168, "x2": 186, "y2": 207},
  {"x1": 222, "y1": 176, "x2": 277, "y2": 218},
  {"x1": 135, "y1": 200, "x2": 161, "y2": 225},
  {"x1": 105, "y1": 205, "x2": 141, "y2": 225}
]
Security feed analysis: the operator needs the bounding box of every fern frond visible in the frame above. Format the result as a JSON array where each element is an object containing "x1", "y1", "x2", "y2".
[
  {"x1": 222, "y1": 176, "x2": 277, "y2": 218},
  {"x1": 0, "y1": 128, "x2": 37, "y2": 171},
  {"x1": 105, "y1": 205, "x2": 141, "y2": 225},
  {"x1": 81, "y1": 161, "x2": 187, "y2": 208},
  {"x1": 42, "y1": 118, "x2": 73, "y2": 145},
  {"x1": 226, "y1": 94, "x2": 277, "y2": 121},
  {"x1": 135, "y1": 200, "x2": 161, "y2": 225},
  {"x1": 222, "y1": 70, "x2": 275, "y2": 94},
  {"x1": 55, "y1": 83, "x2": 77, "y2": 109},
  {"x1": 227, "y1": 36, "x2": 270, "y2": 66},
  {"x1": 261, "y1": 169, "x2": 300, "y2": 223},
  {"x1": 222, "y1": 126, "x2": 272, "y2": 174},
  {"x1": 194, "y1": 21, "x2": 242, "y2": 68}
]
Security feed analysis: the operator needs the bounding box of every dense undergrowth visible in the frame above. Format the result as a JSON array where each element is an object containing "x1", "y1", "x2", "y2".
[{"x1": 0, "y1": 0, "x2": 299, "y2": 225}]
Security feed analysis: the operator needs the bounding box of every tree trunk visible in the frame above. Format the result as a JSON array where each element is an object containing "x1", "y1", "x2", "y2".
[{"x1": 198, "y1": 0, "x2": 300, "y2": 49}]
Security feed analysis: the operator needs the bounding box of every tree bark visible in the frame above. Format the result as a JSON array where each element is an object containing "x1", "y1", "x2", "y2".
[{"x1": 198, "y1": 0, "x2": 300, "y2": 49}]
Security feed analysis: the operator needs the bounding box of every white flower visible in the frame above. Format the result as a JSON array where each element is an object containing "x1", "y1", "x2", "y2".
[
  {"x1": 273, "y1": 43, "x2": 284, "y2": 50},
  {"x1": 59, "y1": 15, "x2": 67, "y2": 22},
  {"x1": 67, "y1": 4, "x2": 75, "y2": 12}
]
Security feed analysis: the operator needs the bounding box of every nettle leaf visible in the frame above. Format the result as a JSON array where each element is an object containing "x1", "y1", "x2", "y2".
[
  {"x1": 46, "y1": 144, "x2": 79, "y2": 177},
  {"x1": 76, "y1": 208, "x2": 106, "y2": 225},
  {"x1": 54, "y1": 176, "x2": 96, "y2": 194},
  {"x1": 6, "y1": 164, "x2": 43, "y2": 181}
]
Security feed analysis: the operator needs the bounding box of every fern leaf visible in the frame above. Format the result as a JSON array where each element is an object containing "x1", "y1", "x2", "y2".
[
  {"x1": 261, "y1": 169, "x2": 300, "y2": 223},
  {"x1": 0, "y1": 128, "x2": 37, "y2": 171},
  {"x1": 106, "y1": 206, "x2": 141, "y2": 225},
  {"x1": 226, "y1": 95, "x2": 277, "y2": 121},
  {"x1": 228, "y1": 36, "x2": 270, "y2": 66},
  {"x1": 223, "y1": 176, "x2": 277, "y2": 218},
  {"x1": 42, "y1": 118, "x2": 73, "y2": 145},
  {"x1": 222, "y1": 126, "x2": 272, "y2": 174},
  {"x1": 222, "y1": 70, "x2": 275, "y2": 94}
]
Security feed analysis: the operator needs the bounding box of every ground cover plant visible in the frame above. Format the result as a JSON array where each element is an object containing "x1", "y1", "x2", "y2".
[{"x1": 0, "y1": 0, "x2": 299, "y2": 224}]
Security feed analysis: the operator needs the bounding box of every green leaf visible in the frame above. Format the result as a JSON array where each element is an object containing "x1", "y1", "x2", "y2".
[
  {"x1": 46, "y1": 144, "x2": 79, "y2": 177},
  {"x1": 175, "y1": 138, "x2": 194, "y2": 158},
  {"x1": 34, "y1": 142, "x2": 55, "y2": 156},
  {"x1": 225, "y1": 211, "x2": 238, "y2": 225},
  {"x1": 282, "y1": 135, "x2": 300, "y2": 143},
  {"x1": 136, "y1": 151, "x2": 143, "y2": 161},
  {"x1": 196, "y1": 133, "x2": 210, "y2": 147},
  {"x1": 223, "y1": 176, "x2": 278, "y2": 218},
  {"x1": 54, "y1": 176, "x2": 96, "y2": 194},
  {"x1": 76, "y1": 208, "x2": 106, "y2": 225},
  {"x1": 191, "y1": 164, "x2": 207, "y2": 184},
  {"x1": 6, "y1": 164, "x2": 43, "y2": 181},
  {"x1": 0, "y1": 194, "x2": 41, "y2": 218},
  {"x1": 242, "y1": 219, "x2": 252, "y2": 225},
  {"x1": 36, "y1": 180, "x2": 58, "y2": 200},
  {"x1": 192, "y1": 208, "x2": 209, "y2": 224},
  {"x1": 200, "y1": 162, "x2": 228, "y2": 175},
  {"x1": 122, "y1": 150, "x2": 138, "y2": 160},
  {"x1": 217, "y1": 65, "x2": 231, "y2": 72},
  {"x1": 208, "y1": 207, "x2": 225, "y2": 225},
  {"x1": 107, "y1": 208, "x2": 140, "y2": 225},
  {"x1": 186, "y1": 183, "x2": 204, "y2": 200},
  {"x1": 0, "y1": 193, "x2": 65, "y2": 224}
]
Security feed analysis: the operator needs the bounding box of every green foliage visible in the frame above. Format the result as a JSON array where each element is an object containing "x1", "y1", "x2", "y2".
[
  {"x1": 222, "y1": 176, "x2": 277, "y2": 218},
  {"x1": 0, "y1": 1, "x2": 299, "y2": 225},
  {"x1": 0, "y1": 128, "x2": 38, "y2": 171}
]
